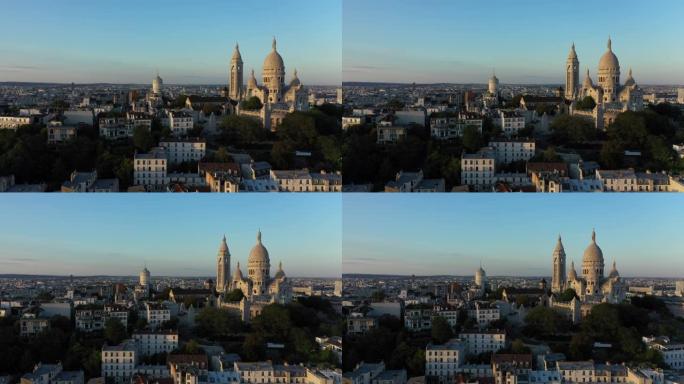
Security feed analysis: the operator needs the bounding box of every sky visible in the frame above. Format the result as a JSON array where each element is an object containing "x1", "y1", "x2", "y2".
[
  {"x1": 0, "y1": 195, "x2": 341, "y2": 278},
  {"x1": 342, "y1": 194, "x2": 684, "y2": 278},
  {"x1": 343, "y1": 0, "x2": 684, "y2": 84},
  {"x1": 0, "y1": 0, "x2": 341, "y2": 85}
]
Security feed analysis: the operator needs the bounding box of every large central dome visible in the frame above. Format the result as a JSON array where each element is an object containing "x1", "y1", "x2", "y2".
[
  {"x1": 248, "y1": 230, "x2": 270, "y2": 264},
  {"x1": 598, "y1": 38, "x2": 619, "y2": 71},
  {"x1": 582, "y1": 229, "x2": 604, "y2": 263},
  {"x1": 263, "y1": 37, "x2": 285, "y2": 71}
]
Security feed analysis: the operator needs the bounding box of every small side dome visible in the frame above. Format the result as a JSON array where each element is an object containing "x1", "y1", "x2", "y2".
[
  {"x1": 608, "y1": 260, "x2": 620, "y2": 278},
  {"x1": 274, "y1": 261, "x2": 285, "y2": 279},
  {"x1": 247, "y1": 69, "x2": 258, "y2": 88},
  {"x1": 289, "y1": 69, "x2": 301, "y2": 87},
  {"x1": 623, "y1": 68, "x2": 636, "y2": 86}
]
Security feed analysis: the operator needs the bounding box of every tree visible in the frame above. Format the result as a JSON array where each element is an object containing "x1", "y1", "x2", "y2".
[
  {"x1": 558, "y1": 288, "x2": 578, "y2": 302},
  {"x1": 569, "y1": 332, "x2": 593, "y2": 360},
  {"x1": 171, "y1": 95, "x2": 188, "y2": 108},
  {"x1": 524, "y1": 306, "x2": 570, "y2": 338},
  {"x1": 386, "y1": 99, "x2": 405, "y2": 111},
  {"x1": 195, "y1": 307, "x2": 244, "y2": 339},
  {"x1": 135, "y1": 317, "x2": 148, "y2": 331},
  {"x1": 133, "y1": 126, "x2": 153, "y2": 152},
  {"x1": 510, "y1": 339, "x2": 531, "y2": 354},
  {"x1": 115, "y1": 158, "x2": 133, "y2": 190},
  {"x1": 240, "y1": 96, "x2": 263, "y2": 111},
  {"x1": 550, "y1": 115, "x2": 596, "y2": 144},
  {"x1": 181, "y1": 339, "x2": 202, "y2": 354},
  {"x1": 431, "y1": 316, "x2": 454, "y2": 344},
  {"x1": 218, "y1": 115, "x2": 265, "y2": 147},
  {"x1": 243, "y1": 333, "x2": 266, "y2": 361},
  {"x1": 575, "y1": 96, "x2": 596, "y2": 110},
  {"x1": 104, "y1": 318, "x2": 126, "y2": 345},
  {"x1": 252, "y1": 304, "x2": 292, "y2": 342},
  {"x1": 462, "y1": 125, "x2": 483, "y2": 152},
  {"x1": 224, "y1": 289, "x2": 245, "y2": 302}
]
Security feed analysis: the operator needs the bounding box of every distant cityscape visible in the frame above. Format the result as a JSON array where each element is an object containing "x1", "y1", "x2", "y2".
[
  {"x1": 343, "y1": 230, "x2": 684, "y2": 384},
  {"x1": 0, "y1": 38, "x2": 343, "y2": 193},
  {"x1": 341, "y1": 38, "x2": 684, "y2": 192},
  {"x1": 0, "y1": 230, "x2": 343, "y2": 384}
]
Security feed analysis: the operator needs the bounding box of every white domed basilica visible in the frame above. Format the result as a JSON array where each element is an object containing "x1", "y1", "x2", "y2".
[
  {"x1": 215, "y1": 230, "x2": 291, "y2": 321},
  {"x1": 550, "y1": 230, "x2": 626, "y2": 322},
  {"x1": 565, "y1": 38, "x2": 643, "y2": 129},
  {"x1": 226, "y1": 38, "x2": 308, "y2": 131}
]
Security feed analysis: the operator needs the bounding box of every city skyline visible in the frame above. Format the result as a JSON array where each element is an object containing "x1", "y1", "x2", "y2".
[
  {"x1": 343, "y1": 0, "x2": 684, "y2": 84},
  {"x1": 0, "y1": 0, "x2": 341, "y2": 85},
  {"x1": 0, "y1": 195, "x2": 342, "y2": 277},
  {"x1": 342, "y1": 194, "x2": 684, "y2": 278}
]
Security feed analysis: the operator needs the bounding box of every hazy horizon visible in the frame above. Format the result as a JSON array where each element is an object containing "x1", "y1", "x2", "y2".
[
  {"x1": 1, "y1": 0, "x2": 341, "y2": 85},
  {"x1": 0, "y1": 195, "x2": 342, "y2": 278},
  {"x1": 342, "y1": 195, "x2": 684, "y2": 278},
  {"x1": 343, "y1": 0, "x2": 684, "y2": 85}
]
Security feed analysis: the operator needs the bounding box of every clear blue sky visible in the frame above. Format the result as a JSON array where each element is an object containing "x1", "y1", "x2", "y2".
[
  {"x1": 0, "y1": 0, "x2": 341, "y2": 85},
  {"x1": 0, "y1": 195, "x2": 341, "y2": 277},
  {"x1": 343, "y1": 0, "x2": 684, "y2": 84},
  {"x1": 342, "y1": 194, "x2": 684, "y2": 278}
]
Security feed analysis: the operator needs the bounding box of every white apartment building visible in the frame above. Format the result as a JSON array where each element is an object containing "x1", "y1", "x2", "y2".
[
  {"x1": 461, "y1": 149, "x2": 496, "y2": 191},
  {"x1": 488, "y1": 138, "x2": 535, "y2": 164},
  {"x1": 467, "y1": 303, "x2": 500, "y2": 329},
  {"x1": 347, "y1": 314, "x2": 378, "y2": 334},
  {"x1": 145, "y1": 302, "x2": 170, "y2": 329},
  {"x1": 99, "y1": 116, "x2": 130, "y2": 139},
  {"x1": 47, "y1": 121, "x2": 76, "y2": 144},
  {"x1": 132, "y1": 330, "x2": 179, "y2": 356},
  {"x1": 648, "y1": 338, "x2": 684, "y2": 369},
  {"x1": 159, "y1": 138, "x2": 206, "y2": 164},
  {"x1": 556, "y1": 361, "x2": 596, "y2": 384},
  {"x1": 168, "y1": 111, "x2": 193, "y2": 136},
  {"x1": 234, "y1": 362, "x2": 309, "y2": 384},
  {"x1": 377, "y1": 125, "x2": 407, "y2": 144},
  {"x1": 430, "y1": 113, "x2": 483, "y2": 140},
  {"x1": 459, "y1": 330, "x2": 506, "y2": 355},
  {"x1": 270, "y1": 169, "x2": 342, "y2": 192},
  {"x1": 0, "y1": 115, "x2": 33, "y2": 130},
  {"x1": 498, "y1": 111, "x2": 526, "y2": 137},
  {"x1": 425, "y1": 339, "x2": 465, "y2": 383},
  {"x1": 20, "y1": 315, "x2": 49, "y2": 337},
  {"x1": 342, "y1": 116, "x2": 363, "y2": 129},
  {"x1": 104, "y1": 305, "x2": 129, "y2": 329},
  {"x1": 597, "y1": 169, "x2": 671, "y2": 192},
  {"x1": 101, "y1": 340, "x2": 138, "y2": 384},
  {"x1": 433, "y1": 307, "x2": 459, "y2": 328},
  {"x1": 99, "y1": 112, "x2": 152, "y2": 140},
  {"x1": 75, "y1": 307, "x2": 105, "y2": 332},
  {"x1": 126, "y1": 112, "x2": 152, "y2": 131},
  {"x1": 311, "y1": 171, "x2": 343, "y2": 192},
  {"x1": 134, "y1": 147, "x2": 167, "y2": 190},
  {"x1": 404, "y1": 305, "x2": 433, "y2": 332}
]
